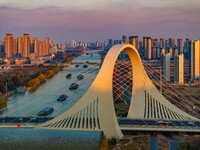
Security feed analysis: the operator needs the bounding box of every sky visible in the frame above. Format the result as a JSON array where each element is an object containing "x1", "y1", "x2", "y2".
[{"x1": 0, "y1": 0, "x2": 200, "y2": 43}]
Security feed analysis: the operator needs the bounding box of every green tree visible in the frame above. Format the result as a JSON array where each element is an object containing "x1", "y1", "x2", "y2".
[
  {"x1": 7, "y1": 81, "x2": 14, "y2": 91},
  {"x1": 28, "y1": 79, "x2": 35, "y2": 87},
  {"x1": 0, "y1": 92, "x2": 8, "y2": 109},
  {"x1": 45, "y1": 70, "x2": 54, "y2": 79},
  {"x1": 37, "y1": 73, "x2": 46, "y2": 83},
  {"x1": 99, "y1": 134, "x2": 108, "y2": 150},
  {"x1": 17, "y1": 71, "x2": 28, "y2": 78},
  {"x1": 11, "y1": 75, "x2": 20, "y2": 87},
  {"x1": 34, "y1": 78, "x2": 40, "y2": 86},
  {"x1": 110, "y1": 137, "x2": 117, "y2": 145},
  {"x1": 178, "y1": 142, "x2": 198, "y2": 150},
  {"x1": 53, "y1": 67, "x2": 60, "y2": 73},
  {"x1": 0, "y1": 81, "x2": 4, "y2": 93}
]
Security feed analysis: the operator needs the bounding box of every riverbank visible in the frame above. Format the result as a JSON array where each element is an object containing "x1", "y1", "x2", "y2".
[
  {"x1": 0, "y1": 66, "x2": 61, "y2": 109},
  {"x1": 27, "y1": 67, "x2": 60, "y2": 92},
  {"x1": 108, "y1": 134, "x2": 150, "y2": 150}
]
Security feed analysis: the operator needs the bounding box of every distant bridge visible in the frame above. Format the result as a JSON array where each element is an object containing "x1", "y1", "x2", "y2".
[
  {"x1": 71, "y1": 62, "x2": 101, "y2": 65},
  {"x1": 83, "y1": 50, "x2": 102, "y2": 54},
  {"x1": 0, "y1": 62, "x2": 100, "y2": 69}
]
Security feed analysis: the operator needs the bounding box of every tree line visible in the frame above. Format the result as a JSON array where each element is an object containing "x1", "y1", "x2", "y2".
[{"x1": 27, "y1": 67, "x2": 60, "y2": 92}]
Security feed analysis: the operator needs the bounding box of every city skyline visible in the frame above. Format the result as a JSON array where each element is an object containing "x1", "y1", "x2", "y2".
[{"x1": 0, "y1": 0, "x2": 200, "y2": 43}]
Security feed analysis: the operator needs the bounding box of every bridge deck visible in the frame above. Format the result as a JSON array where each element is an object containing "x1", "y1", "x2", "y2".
[{"x1": 1, "y1": 117, "x2": 200, "y2": 133}]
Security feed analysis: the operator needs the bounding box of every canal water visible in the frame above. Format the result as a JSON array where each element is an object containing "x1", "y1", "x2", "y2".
[
  {"x1": 0, "y1": 128, "x2": 102, "y2": 150},
  {"x1": 0, "y1": 53, "x2": 101, "y2": 117},
  {"x1": 0, "y1": 53, "x2": 102, "y2": 150}
]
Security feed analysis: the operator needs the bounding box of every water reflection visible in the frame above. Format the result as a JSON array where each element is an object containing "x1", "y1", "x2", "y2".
[{"x1": 0, "y1": 129, "x2": 102, "y2": 150}]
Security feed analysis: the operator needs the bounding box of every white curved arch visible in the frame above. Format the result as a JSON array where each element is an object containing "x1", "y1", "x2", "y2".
[{"x1": 36, "y1": 44, "x2": 198, "y2": 138}]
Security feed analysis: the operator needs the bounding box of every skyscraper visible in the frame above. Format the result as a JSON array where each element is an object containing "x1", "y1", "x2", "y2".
[
  {"x1": 45, "y1": 37, "x2": 50, "y2": 56},
  {"x1": 152, "y1": 47, "x2": 157, "y2": 59},
  {"x1": 122, "y1": 35, "x2": 128, "y2": 44},
  {"x1": 17, "y1": 37, "x2": 23, "y2": 55},
  {"x1": 4, "y1": 34, "x2": 13, "y2": 58},
  {"x1": 162, "y1": 53, "x2": 171, "y2": 81},
  {"x1": 33, "y1": 37, "x2": 39, "y2": 56},
  {"x1": 189, "y1": 40, "x2": 200, "y2": 79},
  {"x1": 160, "y1": 38, "x2": 167, "y2": 49},
  {"x1": 70, "y1": 39, "x2": 77, "y2": 48},
  {"x1": 113, "y1": 40, "x2": 121, "y2": 45},
  {"x1": 23, "y1": 34, "x2": 30, "y2": 57},
  {"x1": 129, "y1": 36, "x2": 138, "y2": 50},
  {"x1": 185, "y1": 38, "x2": 190, "y2": 52},
  {"x1": 174, "y1": 54, "x2": 184, "y2": 84},
  {"x1": 108, "y1": 39, "x2": 113, "y2": 48},
  {"x1": 13, "y1": 38, "x2": 17, "y2": 56},
  {"x1": 177, "y1": 39, "x2": 184, "y2": 54},
  {"x1": 38, "y1": 41, "x2": 43, "y2": 57},
  {"x1": 152, "y1": 39, "x2": 159, "y2": 47},
  {"x1": 169, "y1": 38, "x2": 176, "y2": 47},
  {"x1": 143, "y1": 37, "x2": 152, "y2": 59},
  {"x1": 168, "y1": 47, "x2": 173, "y2": 59},
  {"x1": 42, "y1": 41, "x2": 46, "y2": 56}
]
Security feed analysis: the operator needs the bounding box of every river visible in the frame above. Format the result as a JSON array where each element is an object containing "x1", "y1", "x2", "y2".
[
  {"x1": 0, "y1": 53, "x2": 101, "y2": 117},
  {"x1": 0, "y1": 53, "x2": 102, "y2": 150}
]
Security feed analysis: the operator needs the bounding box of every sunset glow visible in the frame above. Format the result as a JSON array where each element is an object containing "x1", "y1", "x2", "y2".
[{"x1": 0, "y1": 0, "x2": 200, "y2": 42}]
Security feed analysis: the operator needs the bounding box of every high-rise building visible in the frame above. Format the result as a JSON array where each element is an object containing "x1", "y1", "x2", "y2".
[
  {"x1": 23, "y1": 34, "x2": 30, "y2": 57},
  {"x1": 13, "y1": 38, "x2": 17, "y2": 56},
  {"x1": 30, "y1": 40, "x2": 34, "y2": 53},
  {"x1": 17, "y1": 37, "x2": 23, "y2": 55},
  {"x1": 185, "y1": 38, "x2": 190, "y2": 52},
  {"x1": 122, "y1": 35, "x2": 128, "y2": 44},
  {"x1": 108, "y1": 39, "x2": 113, "y2": 48},
  {"x1": 160, "y1": 38, "x2": 167, "y2": 49},
  {"x1": 189, "y1": 40, "x2": 200, "y2": 79},
  {"x1": 113, "y1": 40, "x2": 121, "y2": 45},
  {"x1": 33, "y1": 37, "x2": 39, "y2": 56},
  {"x1": 162, "y1": 53, "x2": 171, "y2": 81},
  {"x1": 143, "y1": 37, "x2": 152, "y2": 59},
  {"x1": 168, "y1": 47, "x2": 173, "y2": 59},
  {"x1": 129, "y1": 36, "x2": 138, "y2": 50},
  {"x1": 0, "y1": 41, "x2": 4, "y2": 53},
  {"x1": 45, "y1": 37, "x2": 50, "y2": 56},
  {"x1": 174, "y1": 54, "x2": 184, "y2": 84},
  {"x1": 169, "y1": 38, "x2": 176, "y2": 47},
  {"x1": 38, "y1": 41, "x2": 43, "y2": 57},
  {"x1": 42, "y1": 41, "x2": 46, "y2": 56},
  {"x1": 70, "y1": 40, "x2": 77, "y2": 48},
  {"x1": 4, "y1": 34, "x2": 13, "y2": 58},
  {"x1": 160, "y1": 47, "x2": 165, "y2": 55},
  {"x1": 152, "y1": 47, "x2": 157, "y2": 59},
  {"x1": 173, "y1": 47, "x2": 179, "y2": 58},
  {"x1": 156, "y1": 47, "x2": 161, "y2": 59},
  {"x1": 152, "y1": 39, "x2": 159, "y2": 47},
  {"x1": 177, "y1": 39, "x2": 184, "y2": 54}
]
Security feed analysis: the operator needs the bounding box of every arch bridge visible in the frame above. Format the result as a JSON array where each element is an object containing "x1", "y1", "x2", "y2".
[{"x1": 35, "y1": 44, "x2": 199, "y2": 138}]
